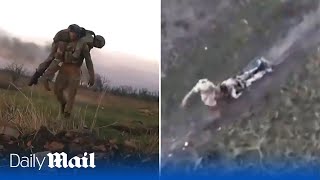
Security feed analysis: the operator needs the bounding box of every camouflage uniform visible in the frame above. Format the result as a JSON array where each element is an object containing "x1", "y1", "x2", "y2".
[
  {"x1": 41, "y1": 42, "x2": 68, "y2": 84},
  {"x1": 28, "y1": 25, "x2": 97, "y2": 86},
  {"x1": 43, "y1": 32, "x2": 104, "y2": 91},
  {"x1": 36, "y1": 29, "x2": 70, "y2": 74},
  {"x1": 72, "y1": 30, "x2": 95, "y2": 59},
  {"x1": 54, "y1": 41, "x2": 95, "y2": 118}
]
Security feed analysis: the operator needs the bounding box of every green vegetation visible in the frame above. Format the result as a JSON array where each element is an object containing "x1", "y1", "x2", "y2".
[
  {"x1": 162, "y1": 0, "x2": 320, "y2": 173},
  {"x1": 0, "y1": 84, "x2": 158, "y2": 154},
  {"x1": 162, "y1": 0, "x2": 319, "y2": 119}
]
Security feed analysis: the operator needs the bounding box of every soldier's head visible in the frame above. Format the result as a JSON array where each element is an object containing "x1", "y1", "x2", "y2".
[
  {"x1": 68, "y1": 24, "x2": 81, "y2": 41},
  {"x1": 93, "y1": 35, "x2": 105, "y2": 49},
  {"x1": 194, "y1": 79, "x2": 217, "y2": 93}
]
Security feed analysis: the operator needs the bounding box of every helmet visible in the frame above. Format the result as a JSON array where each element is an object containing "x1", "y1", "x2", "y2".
[
  {"x1": 68, "y1": 24, "x2": 81, "y2": 33},
  {"x1": 93, "y1": 35, "x2": 105, "y2": 48},
  {"x1": 86, "y1": 30, "x2": 96, "y2": 37},
  {"x1": 79, "y1": 27, "x2": 87, "y2": 38}
]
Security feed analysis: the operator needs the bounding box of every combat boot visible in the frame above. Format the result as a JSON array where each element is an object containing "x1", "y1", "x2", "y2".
[{"x1": 28, "y1": 71, "x2": 42, "y2": 86}]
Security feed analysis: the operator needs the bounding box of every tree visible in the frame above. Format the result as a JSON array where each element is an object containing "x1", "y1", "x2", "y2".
[
  {"x1": 4, "y1": 62, "x2": 25, "y2": 83},
  {"x1": 94, "y1": 74, "x2": 103, "y2": 92},
  {"x1": 93, "y1": 73, "x2": 110, "y2": 92},
  {"x1": 101, "y1": 76, "x2": 111, "y2": 91}
]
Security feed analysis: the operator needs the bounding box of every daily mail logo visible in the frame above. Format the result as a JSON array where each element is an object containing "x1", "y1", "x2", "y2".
[{"x1": 9, "y1": 152, "x2": 96, "y2": 170}]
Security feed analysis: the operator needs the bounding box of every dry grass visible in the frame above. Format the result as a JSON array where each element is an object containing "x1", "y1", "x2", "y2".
[
  {"x1": 0, "y1": 77, "x2": 159, "y2": 154},
  {"x1": 77, "y1": 86, "x2": 158, "y2": 111},
  {"x1": 0, "y1": 86, "x2": 86, "y2": 135}
]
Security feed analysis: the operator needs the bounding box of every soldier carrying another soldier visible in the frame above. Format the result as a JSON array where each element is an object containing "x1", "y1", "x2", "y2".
[
  {"x1": 28, "y1": 24, "x2": 102, "y2": 88},
  {"x1": 41, "y1": 27, "x2": 105, "y2": 91},
  {"x1": 53, "y1": 30, "x2": 105, "y2": 118}
]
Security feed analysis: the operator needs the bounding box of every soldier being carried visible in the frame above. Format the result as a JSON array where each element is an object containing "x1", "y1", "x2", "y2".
[{"x1": 28, "y1": 24, "x2": 105, "y2": 89}]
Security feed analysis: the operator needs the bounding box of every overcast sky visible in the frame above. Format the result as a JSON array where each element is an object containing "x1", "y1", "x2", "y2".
[{"x1": 0, "y1": 0, "x2": 160, "y2": 62}]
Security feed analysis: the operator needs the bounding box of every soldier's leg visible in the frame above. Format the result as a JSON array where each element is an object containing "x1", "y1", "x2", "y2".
[
  {"x1": 54, "y1": 73, "x2": 68, "y2": 113},
  {"x1": 39, "y1": 43, "x2": 59, "y2": 74},
  {"x1": 64, "y1": 79, "x2": 80, "y2": 118},
  {"x1": 28, "y1": 43, "x2": 58, "y2": 86},
  {"x1": 41, "y1": 42, "x2": 68, "y2": 90},
  {"x1": 42, "y1": 59, "x2": 63, "y2": 91}
]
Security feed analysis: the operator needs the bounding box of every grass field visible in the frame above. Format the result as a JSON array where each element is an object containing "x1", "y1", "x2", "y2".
[
  {"x1": 0, "y1": 71, "x2": 159, "y2": 154},
  {"x1": 161, "y1": 0, "x2": 320, "y2": 173}
]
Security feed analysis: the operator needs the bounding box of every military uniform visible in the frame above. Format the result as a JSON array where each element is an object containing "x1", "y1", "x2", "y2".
[
  {"x1": 43, "y1": 32, "x2": 104, "y2": 91},
  {"x1": 36, "y1": 30, "x2": 70, "y2": 75},
  {"x1": 40, "y1": 42, "x2": 67, "y2": 85},
  {"x1": 54, "y1": 41, "x2": 95, "y2": 117},
  {"x1": 72, "y1": 31, "x2": 95, "y2": 59},
  {"x1": 28, "y1": 24, "x2": 97, "y2": 86}
]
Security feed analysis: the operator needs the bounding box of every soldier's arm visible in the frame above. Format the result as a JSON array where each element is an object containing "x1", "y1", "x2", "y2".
[
  {"x1": 83, "y1": 45, "x2": 95, "y2": 84},
  {"x1": 181, "y1": 89, "x2": 196, "y2": 108},
  {"x1": 181, "y1": 83, "x2": 201, "y2": 108},
  {"x1": 230, "y1": 87, "x2": 242, "y2": 99},
  {"x1": 72, "y1": 33, "x2": 95, "y2": 59}
]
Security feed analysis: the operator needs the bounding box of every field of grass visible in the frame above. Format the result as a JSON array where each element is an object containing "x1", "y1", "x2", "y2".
[
  {"x1": 161, "y1": 0, "x2": 320, "y2": 174},
  {"x1": 162, "y1": 0, "x2": 319, "y2": 120},
  {"x1": 0, "y1": 72, "x2": 159, "y2": 154}
]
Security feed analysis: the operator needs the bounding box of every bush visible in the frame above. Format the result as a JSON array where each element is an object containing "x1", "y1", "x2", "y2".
[
  {"x1": 2, "y1": 62, "x2": 26, "y2": 82},
  {"x1": 91, "y1": 74, "x2": 159, "y2": 102}
]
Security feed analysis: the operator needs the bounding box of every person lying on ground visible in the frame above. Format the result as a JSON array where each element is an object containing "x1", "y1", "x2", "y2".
[
  {"x1": 219, "y1": 57, "x2": 273, "y2": 99},
  {"x1": 180, "y1": 57, "x2": 273, "y2": 108}
]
